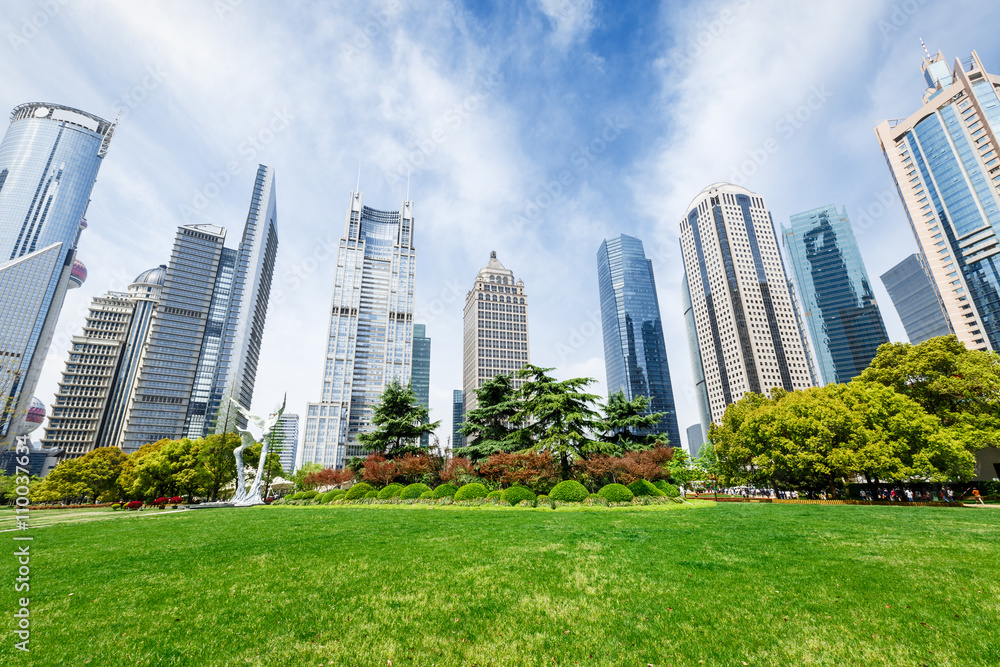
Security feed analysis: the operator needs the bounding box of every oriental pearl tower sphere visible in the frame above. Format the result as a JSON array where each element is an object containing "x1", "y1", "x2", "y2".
[{"x1": 20, "y1": 397, "x2": 46, "y2": 436}]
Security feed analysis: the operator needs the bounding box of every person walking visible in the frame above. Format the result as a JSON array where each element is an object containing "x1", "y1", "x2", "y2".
[
  {"x1": 972, "y1": 488, "x2": 986, "y2": 506},
  {"x1": 947, "y1": 488, "x2": 955, "y2": 503}
]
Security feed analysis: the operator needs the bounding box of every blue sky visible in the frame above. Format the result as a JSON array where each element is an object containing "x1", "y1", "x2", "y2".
[{"x1": 3, "y1": 0, "x2": 999, "y2": 449}]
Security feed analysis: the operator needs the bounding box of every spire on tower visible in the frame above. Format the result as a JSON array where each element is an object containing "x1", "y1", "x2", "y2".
[{"x1": 920, "y1": 37, "x2": 931, "y2": 60}]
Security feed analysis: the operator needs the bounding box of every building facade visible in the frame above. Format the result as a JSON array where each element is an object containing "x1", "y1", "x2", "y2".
[
  {"x1": 301, "y1": 191, "x2": 416, "y2": 468},
  {"x1": 782, "y1": 205, "x2": 890, "y2": 384},
  {"x1": 876, "y1": 50, "x2": 1000, "y2": 352},
  {"x1": 685, "y1": 423, "x2": 704, "y2": 459},
  {"x1": 451, "y1": 389, "x2": 464, "y2": 450},
  {"x1": 596, "y1": 234, "x2": 681, "y2": 447},
  {"x1": 461, "y1": 252, "x2": 530, "y2": 414},
  {"x1": 273, "y1": 412, "x2": 299, "y2": 475},
  {"x1": 411, "y1": 323, "x2": 431, "y2": 448},
  {"x1": 880, "y1": 253, "x2": 953, "y2": 343},
  {"x1": 681, "y1": 271, "x2": 713, "y2": 442},
  {"x1": 0, "y1": 103, "x2": 115, "y2": 441},
  {"x1": 679, "y1": 183, "x2": 816, "y2": 424}
]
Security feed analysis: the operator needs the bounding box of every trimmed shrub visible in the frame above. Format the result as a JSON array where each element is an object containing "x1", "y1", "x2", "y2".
[
  {"x1": 454, "y1": 482, "x2": 488, "y2": 501},
  {"x1": 400, "y1": 483, "x2": 432, "y2": 500},
  {"x1": 549, "y1": 480, "x2": 588, "y2": 502},
  {"x1": 364, "y1": 490, "x2": 378, "y2": 499},
  {"x1": 302, "y1": 490, "x2": 319, "y2": 500},
  {"x1": 537, "y1": 494, "x2": 548, "y2": 503},
  {"x1": 628, "y1": 480, "x2": 664, "y2": 497},
  {"x1": 598, "y1": 483, "x2": 635, "y2": 503},
  {"x1": 654, "y1": 481, "x2": 680, "y2": 497},
  {"x1": 433, "y1": 483, "x2": 458, "y2": 499},
  {"x1": 330, "y1": 489, "x2": 347, "y2": 499},
  {"x1": 319, "y1": 490, "x2": 338, "y2": 503},
  {"x1": 344, "y1": 482, "x2": 374, "y2": 500},
  {"x1": 419, "y1": 490, "x2": 434, "y2": 499},
  {"x1": 377, "y1": 483, "x2": 404, "y2": 500},
  {"x1": 289, "y1": 492, "x2": 304, "y2": 500},
  {"x1": 502, "y1": 485, "x2": 536, "y2": 506},
  {"x1": 169, "y1": 496, "x2": 183, "y2": 504},
  {"x1": 125, "y1": 500, "x2": 143, "y2": 510},
  {"x1": 487, "y1": 490, "x2": 504, "y2": 499}
]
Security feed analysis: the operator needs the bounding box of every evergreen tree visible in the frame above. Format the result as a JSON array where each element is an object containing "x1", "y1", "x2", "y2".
[
  {"x1": 598, "y1": 390, "x2": 666, "y2": 453},
  {"x1": 357, "y1": 379, "x2": 440, "y2": 458},
  {"x1": 455, "y1": 373, "x2": 521, "y2": 460}
]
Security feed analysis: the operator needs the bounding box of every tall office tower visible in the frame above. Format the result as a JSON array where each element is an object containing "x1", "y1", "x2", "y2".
[
  {"x1": 451, "y1": 389, "x2": 464, "y2": 450},
  {"x1": 679, "y1": 183, "x2": 816, "y2": 424},
  {"x1": 876, "y1": 50, "x2": 1000, "y2": 352},
  {"x1": 186, "y1": 165, "x2": 279, "y2": 437},
  {"x1": 880, "y1": 254, "x2": 953, "y2": 343},
  {"x1": 411, "y1": 323, "x2": 431, "y2": 448},
  {"x1": 0, "y1": 103, "x2": 115, "y2": 442},
  {"x1": 462, "y1": 252, "x2": 530, "y2": 414},
  {"x1": 272, "y1": 412, "x2": 299, "y2": 475},
  {"x1": 119, "y1": 225, "x2": 228, "y2": 452},
  {"x1": 782, "y1": 205, "x2": 890, "y2": 385},
  {"x1": 681, "y1": 271, "x2": 713, "y2": 443},
  {"x1": 596, "y1": 234, "x2": 681, "y2": 447},
  {"x1": 302, "y1": 191, "x2": 416, "y2": 468},
  {"x1": 685, "y1": 423, "x2": 704, "y2": 459}
]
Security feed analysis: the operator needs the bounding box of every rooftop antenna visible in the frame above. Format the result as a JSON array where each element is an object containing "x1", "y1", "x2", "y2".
[
  {"x1": 920, "y1": 37, "x2": 932, "y2": 60},
  {"x1": 98, "y1": 99, "x2": 125, "y2": 158}
]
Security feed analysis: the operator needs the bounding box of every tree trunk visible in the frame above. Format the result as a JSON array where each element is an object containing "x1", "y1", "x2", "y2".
[{"x1": 560, "y1": 451, "x2": 571, "y2": 480}]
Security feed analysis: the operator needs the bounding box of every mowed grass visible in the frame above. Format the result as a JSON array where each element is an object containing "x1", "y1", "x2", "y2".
[{"x1": 3, "y1": 503, "x2": 998, "y2": 667}]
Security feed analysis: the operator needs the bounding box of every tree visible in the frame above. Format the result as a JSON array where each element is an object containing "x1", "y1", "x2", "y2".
[
  {"x1": 292, "y1": 462, "x2": 324, "y2": 491},
  {"x1": 456, "y1": 374, "x2": 521, "y2": 460},
  {"x1": 198, "y1": 432, "x2": 239, "y2": 501},
  {"x1": 75, "y1": 447, "x2": 128, "y2": 502},
  {"x1": 117, "y1": 440, "x2": 171, "y2": 499},
  {"x1": 361, "y1": 453, "x2": 397, "y2": 487},
  {"x1": 130, "y1": 439, "x2": 208, "y2": 500},
  {"x1": 30, "y1": 459, "x2": 89, "y2": 503},
  {"x1": 303, "y1": 467, "x2": 356, "y2": 490},
  {"x1": 859, "y1": 335, "x2": 1000, "y2": 452},
  {"x1": 598, "y1": 391, "x2": 666, "y2": 453},
  {"x1": 357, "y1": 380, "x2": 440, "y2": 457},
  {"x1": 514, "y1": 365, "x2": 605, "y2": 479},
  {"x1": 478, "y1": 451, "x2": 559, "y2": 489}
]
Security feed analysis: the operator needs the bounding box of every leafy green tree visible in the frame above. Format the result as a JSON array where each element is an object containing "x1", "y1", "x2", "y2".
[
  {"x1": 859, "y1": 335, "x2": 1000, "y2": 451},
  {"x1": 76, "y1": 447, "x2": 129, "y2": 502},
  {"x1": 30, "y1": 459, "x2": 89, "y2": 503},
  {"x1": 456, "y1": 374, "x2": 521, "y2": 460},
  {"x1": 666, "y1": 447, "x2": 697, "y2": 487},
  {"x1": 514, "y1": 365, "x2": 605, "y2": 479},
  {"x1": 293, "y1": 462, "x2": 324, "y2": 491},
  {"x1": 694, "y1": 440, "x2": 722, "y2": 490},
  {"x1": 198, "y1": 432, "x2": 239, "y2": 501},
  {"x1": 709, "y1": 391, "x2": 775, "y2": 489},
  {"x1": 598, "y1": 391, "x2": 666, "y2": 453},
  {"x1": 358, "y1": 380, "x2": 440, "y2": 457}
]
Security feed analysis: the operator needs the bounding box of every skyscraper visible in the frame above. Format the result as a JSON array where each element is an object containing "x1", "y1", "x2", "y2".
[
  {"x1": 596, "y1": 234, "x2": 681, "y2": 447},
  {"x1": 782, "y1": 205, "x2": 890, "y2": 385},
  {"x1": 0, "y1": 103, "x2": 115, "y2": 441},
  {"x1": 876, "y1": 50, "x2": 1000, "y2": 352},
  {"x1": 880, "y1": 254, "x2": 953, "y2": 344},
  {"x1": 301, "y1": 191, "x2": 416, "y2": 468},
  {"x1": 679, "y1": 183, "x2": 816, "y2": 424},
  {"x1": 685, "y1": 423, "x2": 704, "y2": 459},
  {"x1": 681, "y1": 271, "x2": 713, "y2": 442},
  {"x1": 462, "y1": 252, "x2": 530, "y2": 414},
  {"x1": 186, "y1": 164, "x2": 279, "y2": 437},
  {"x1": 451, "y1": 389, "x2": 464, "y2": 450},
  {"x1": 272, "y1": 412, "x2": 299, "y2": 475},
  {"x1": 411, "y1": 323, "x2": 431, "y2": 448}
]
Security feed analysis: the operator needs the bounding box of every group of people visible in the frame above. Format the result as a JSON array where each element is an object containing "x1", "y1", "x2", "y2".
[
  {"x1": 858, "y1": 487, "x2": 954, "y2": 503},
  {"x1": 707, "y1": 486, "x2": 990, "y2": 504}
]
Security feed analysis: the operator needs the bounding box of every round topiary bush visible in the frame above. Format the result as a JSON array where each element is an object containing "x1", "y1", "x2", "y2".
[
  {"x1": 330, "y1": 489, "x2": 347, "y2": 499},
  {"x1": 289, "y1": 492, "x2": 305, "y2": 500},
  {"x1": 344, "y1": 482, "x2": 374, "y2": 500},
  {"x1": 302, "y1": 490, "x2": 319, "y2": 500},
  {"x1": 433, "y1": 483, "x2": 458, "y2": 499},
  {"x1": 401, "y1": 483, "x2": 432, "y2": 499},
  {"x1": 549, "y1": 480, "x2": 588, "y2": 502},
  {"x1": 377, "y1": 483, "x2": 404, "y2": 500},
  {"x1": 502, "y1": 485, "x2": 536, "y2": 506},
  {"x1": 598, "y1": 483, "x2": 635, "y2": 503},
  {"x1": 454, "y1": 482, "x2": 488, "y2": 501},
  {"x1": 320, "y1": 490, "x2": 338, "y2": 503},
  {"x1": 628, "y1": 480, "x2": 664, "y2": 497},
  {"x1": 419, "y1": 490, "x2": 434, "y2": 499},
  {"x1": 364, "y1": 490, "x2": 379, "y2": 499},
  {"x1": 486, "y1": 490, "x2": 504, "y2": 499},
  {"x1": 656, "y1": 481, "x2": 679, "y2": 497}
]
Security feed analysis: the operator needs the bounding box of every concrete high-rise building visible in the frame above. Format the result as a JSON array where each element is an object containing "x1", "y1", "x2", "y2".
[
  {"x1": 451, "y1": 389, "x2": 464, "y2": 451},
  {"x1": 186, "y1": 164, "x2": 279, "y2": 437},
  {"x1": 596, "y1": 234, "x2": 681, "y2": 447},
  {"x1": 301, "y1": 191, "x2": 416, "y2": 468},
  {"x1": 876, "y1": 50, "x2": 1000, "y2": 352},
  {"x1": 685, "y1": 423, "x2": 704, "y2": 459},
  {"x1": 462, "y1": 252, "x2": 530, "y2": 414},
  {"x1": 880, "y1": 254, "x2": 953, "y2": 343},
  {"x1": 679, "y1": 183, "x2": 816, "y2": 424},
  {"x1": 0, "y1": 103, "x2": 115, "y2": 441},
  {"x1": 411, "y1": 323, "x2": 431, "y2": 448},
  {"x1": 782, "y1": 205, "x2": 890, "y2": 384},
  {"x1": 272, "y1": 412, "x2": 299, "y2": 475}
]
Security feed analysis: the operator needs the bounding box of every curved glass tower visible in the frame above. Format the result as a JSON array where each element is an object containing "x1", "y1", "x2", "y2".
[
  {"x1": 597, "y1": 234, "x2": 680, "y2": 447},
  {"x1": 0, "y1": 103, "x2": 114, "y2": 440}
]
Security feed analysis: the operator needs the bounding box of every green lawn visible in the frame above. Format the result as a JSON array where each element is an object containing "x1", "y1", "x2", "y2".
[{"x1": 3, "y1": 502, "x2": 998, "y2": 666}]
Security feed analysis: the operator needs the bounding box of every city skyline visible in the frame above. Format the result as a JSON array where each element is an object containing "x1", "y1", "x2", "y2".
[{"x1": 8, "y1": 2, "x2": 1000, "y2": 448}]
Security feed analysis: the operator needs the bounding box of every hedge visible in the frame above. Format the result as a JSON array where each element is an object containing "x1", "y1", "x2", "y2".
[
  {"x1": 654, "y1": 481, "x2": 679, "y2": 497},
  {"x1": 628, "y1": 480, "x2": 664, "y2": 497},
  {"x1": 454, "y1": 483, "x2": 488, "y2": 501},
  {"x1": 377, "y1": 483, "x2": 404, "y2": 500},
  {"x1": 486, "y1": 490, "x2": 504, "y2": 499},
  {"x1": 364, "y1": 490, "x2": 378, "y2": 499},
  {"x1": 433, "y1": 483, "x2": 458, "y2": 499},
  {"x1": 319, "y1": 490, "x2": 339, "y2": 503},
  {"x1": 502, "y1": 486, "x2": 536, "y2": 505},
  {"x1": 302, "y1": 490, "x2": 319, "y2": 500},
  {"x1": 401, "y1": 483, "x2": 432, "y2": 500},
  {"x1": 344, "y1": 482, "x2": 374, "y2": 500},
  {"x1": 419, "y1": 491, "x2": 434, "y2": 499},
  {"x1": 598, "y1": 483, "x2": 634, "y2": 503},
  {"x1": 549, "y1": 480, "x2": 588, "y2": 502}
]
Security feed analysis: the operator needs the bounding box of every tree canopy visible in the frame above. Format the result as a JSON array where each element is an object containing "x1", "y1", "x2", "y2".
[{"x1": 357, "y1": 379, "x2": 440, "y2": 458}]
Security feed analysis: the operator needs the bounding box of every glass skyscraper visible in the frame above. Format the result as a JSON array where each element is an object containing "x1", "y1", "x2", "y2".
[
  {"x1": 0, "y1": 103, "x2": 115, "y2": 441},
  {"x1": 876, "y1": 50, "x2": 1000, "y2": 352},
  {"x1": 880, "y1": 254, "x2": 953, "y2": 344},
  {"x1": 411, "y1": 323, "x2": 431, "y2": 448},
  {"x1": 302, "y1": 191, "x2": 416, "y2": 468},
  {"x1": 451, "y1": 389, "x2": 464, "y2": 450},
  {"x1": 272, "y1": 412, "x2": 299, "y2": 475},
  {"x1": 782, "y1": 205, "x2": 889, "y2": 385},
  {"x1": 596, "y1": 234, "x2": 680, "y2": 447}
]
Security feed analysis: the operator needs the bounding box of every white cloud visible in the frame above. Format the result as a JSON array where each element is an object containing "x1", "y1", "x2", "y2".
[{"x1": 536, "y1": 0, "x2": 596, "y2": 49}]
